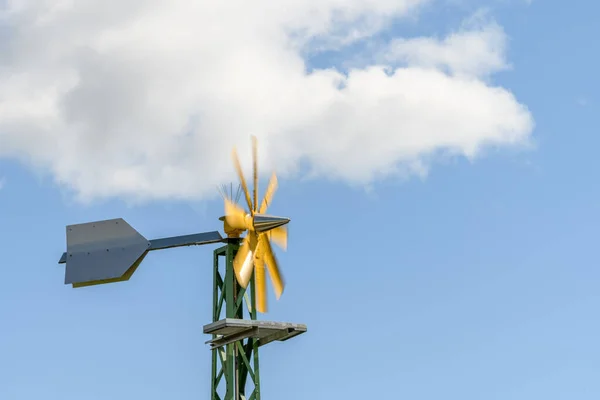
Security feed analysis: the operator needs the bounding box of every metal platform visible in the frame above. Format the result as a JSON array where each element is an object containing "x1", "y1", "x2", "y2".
[{"x1": 204, "y1": 318, "x2": 307, "y2": 349}]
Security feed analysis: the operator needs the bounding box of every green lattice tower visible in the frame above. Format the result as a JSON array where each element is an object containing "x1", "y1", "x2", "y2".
[{"x1": 211, "y1": 240, "x2": 261, "y2": 400}]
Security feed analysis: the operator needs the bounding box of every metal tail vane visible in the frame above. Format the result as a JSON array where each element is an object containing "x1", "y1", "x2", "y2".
[
  {"x1": 57, "y1": 219, "x2": 223, "y2": 288},
  {"x1": 223, "y1": 136, "x2": 290, "y2": 314}
]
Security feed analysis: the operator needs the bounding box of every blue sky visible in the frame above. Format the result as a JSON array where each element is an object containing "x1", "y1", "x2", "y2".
[{"x1": 1, "y1": 1, "x2": 599, "y2": 399}]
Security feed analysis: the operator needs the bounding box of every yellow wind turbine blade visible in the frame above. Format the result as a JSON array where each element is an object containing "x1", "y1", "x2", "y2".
[
  {"x1": 224, "y1": 198, "x2": 248, "y2": 230},
  {"x1": 233, "y1": 235, "x2": 257, "y2": 288},
  {"x1": 263, "y1": 237, "x2": 285, "y2": 300},
  {"x1": 254, "y1": 249, "x2": 267, "y2": 313},
  {"x1": 233, "y1": 235, "x2": 251, "y2": 286},
  {"x1": 268, "y1": 225, "x2": 287, "y2": 251},
  {"x1": 232, "y1": 147, "x2": 253, "y2": 213},
  {"x1": 252, "y1": 135, "x2": 258, "y2": 214},
  {"x1": 259, "y1": 172, "x2": 278, "y2": 214}
]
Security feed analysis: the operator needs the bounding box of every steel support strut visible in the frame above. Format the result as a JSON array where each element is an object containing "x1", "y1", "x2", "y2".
[{"x1": 211, "y1": 240, "x2": 261, "y2": 400}]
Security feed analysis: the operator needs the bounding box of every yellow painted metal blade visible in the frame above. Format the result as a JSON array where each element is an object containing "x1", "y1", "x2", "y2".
[
  {"x1": 263, "y1": 237, "x2": 285, "y2": 300},
  {"x1": 252, "y1": 135, "x2": 258, "y2": 214},
  {"x1": 254, "y1": 249, "x2": 267, "y2": 313},
  {"x1": 224, "y1": 198, "x2": 248, "y2": 230},
  {"x1": 233, "y1": 235, "x2": 250, "y2": 286},
  {"x1": 233, "y1": 235, "x2": 256, "y2": 288},
  {"x1": 232, "y1": 147, "x2": 253, "y2": 213},
  {"x1": 259, "y1": 172, "x2": 278, "y2": 214},
  {"x1": 268, "y1": 225, "x2": 287, "y2": 251}
]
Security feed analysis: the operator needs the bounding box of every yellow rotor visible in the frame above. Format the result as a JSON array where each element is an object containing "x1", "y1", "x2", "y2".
[{"x1": 223, "y1": 136, "x2": 290, "y2": 313}]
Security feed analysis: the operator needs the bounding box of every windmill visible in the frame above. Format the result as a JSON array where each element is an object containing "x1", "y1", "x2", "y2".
[{"x1": 56, "y1": 136, "x2": 306, "y2": 400}]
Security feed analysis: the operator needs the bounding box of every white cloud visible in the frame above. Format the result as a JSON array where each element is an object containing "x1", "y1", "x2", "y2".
[
  {"x1": 0, "y1": 0, "x2": 534, "y2": 202},
  {"x1": 384, "y1": 12, "x2": 510, "y2": 79}
]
